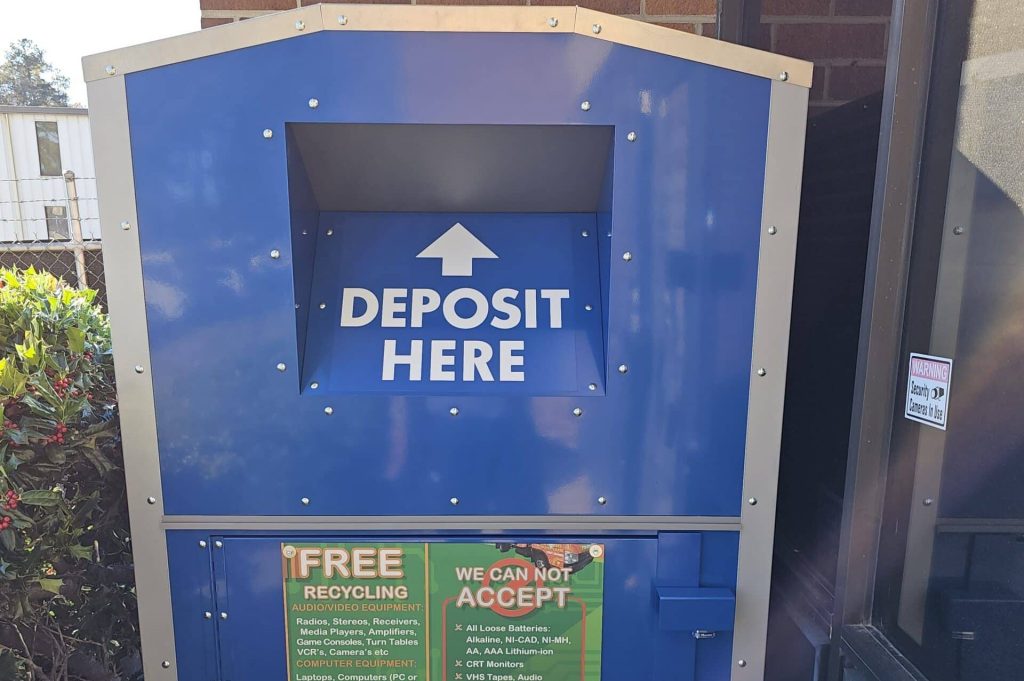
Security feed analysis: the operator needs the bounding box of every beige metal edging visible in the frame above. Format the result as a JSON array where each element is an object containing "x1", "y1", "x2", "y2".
[
  {"x1": 84, "y1": 4, "x2": 811, "y2": 88},
  {"x1": 88, "y1": 74, "x2": 178, "y2": 681},
  {"x1": 82, "y1": 4, "x2": 326, "y2": 82},
  {"x1": 320, "y1": 4, "x2": 577, "y2": 34},
  {"x1": 574, "y1": 7, "x2": 811, "y2": 87}
]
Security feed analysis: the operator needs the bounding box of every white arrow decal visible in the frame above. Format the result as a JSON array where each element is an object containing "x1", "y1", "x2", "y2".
[{"x1": 416, "y1": 223, "x2": 498, "y2": 277}]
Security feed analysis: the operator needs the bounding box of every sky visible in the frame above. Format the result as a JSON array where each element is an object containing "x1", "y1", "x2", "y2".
[{"x1": 1, "y1": 0, "x2": 199, "y2": 106}]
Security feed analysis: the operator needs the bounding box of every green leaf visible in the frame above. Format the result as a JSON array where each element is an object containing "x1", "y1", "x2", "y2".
[
  {"x1": 17, "y1": 490, "x2": 61, "y2": 507},
  {"x1": 44, "y1": 447, "x2": 66, "y2": 465},
  {"x1": 0, "y1": 528, "x2": 14, "y2": 551},
  {"x1": 81, "y1": 446, "x2": 115, "y2": 474},
  {"x1": 5, "y1": 429, "x2": 29, "y2": 447},
  {"x1": 67, "y1": 326, "x2": 85, "y2": 353},
  {"x1": 24, "y1": 385, "x2": 59, "y2": 411},
  {"x1": 0, "y1": 357, "x2": 28, "y2": 397},
  {"x1": 68, "y1": 543, "x2": 93, "y2": 561},
  {"x1": 37, "y1": 577, "x2": 63, "y2": 594},
  {"x1": 15, "y1": 343, "x2": 35, "y2": 362}
]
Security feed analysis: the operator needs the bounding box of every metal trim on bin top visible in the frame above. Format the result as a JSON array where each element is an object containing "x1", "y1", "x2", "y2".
[
  {"x1": 82, "y1": 4, "x2": 812, "y2": 87},
  {"x1": 731, "y1": 80, "x2": 809, "y2": 680},
  {"x1": 87, "y1": 76, "x2": 178, "y2": 681},
  {"x1": 161, "y1": 514, "x2": 743, "y2": 531}
]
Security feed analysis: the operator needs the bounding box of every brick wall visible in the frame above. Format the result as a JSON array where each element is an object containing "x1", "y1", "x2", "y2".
[
  {"x1": 199, "y1": 1, "x2": 716, "y2": 41},
  {"x1": 759, "y1": 0, "x2": 891, "y2": 115},
  {"x1": 199, "y1": 0, "x2": 892, "y2": 114}
]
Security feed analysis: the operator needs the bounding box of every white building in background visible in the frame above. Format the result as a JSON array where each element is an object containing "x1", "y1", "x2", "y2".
[{"x1": 0, "y1": 105, "x2": 100, "y2": 242}]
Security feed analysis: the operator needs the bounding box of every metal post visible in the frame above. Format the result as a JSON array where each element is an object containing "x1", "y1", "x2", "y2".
[
  {"x1": 1, "y1": 112, "x2": 27, "y2": 241},
  {"x1": 829, "y1": 0, "x2": 941, "y2": 676},
  {"x1": 63, "y1": 170, "x2": 89, "y2": 289},
  {"x1": 717, "y1": 0, "x2": 763, "y2": 46}
]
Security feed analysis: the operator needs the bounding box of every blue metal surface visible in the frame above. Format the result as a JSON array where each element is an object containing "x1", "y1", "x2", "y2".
[
  {"x1": 305, "y1": 212, "x2": 605, "y2": 395},
  {"x1": 165, "y1": 531, "x2": 219, "y2": 681},
  {"x1": 656, "y1": 587, "x2": 736, "y2": 631},
  {"x1": 167, "y1": 530, "x2": 738, "y2": 681},
  {"x1": 126, "y1": 31, "x2": 770, "y2": 517}
]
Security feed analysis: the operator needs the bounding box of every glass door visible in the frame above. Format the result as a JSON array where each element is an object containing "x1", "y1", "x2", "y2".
[{"x1": 874, "y1": 1, "x2": 1024, "y2": 679}]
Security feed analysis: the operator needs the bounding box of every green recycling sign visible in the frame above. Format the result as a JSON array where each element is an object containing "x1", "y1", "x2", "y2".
[{"x1": 282, "y1": 542, "x2": 605, "y2": 681}]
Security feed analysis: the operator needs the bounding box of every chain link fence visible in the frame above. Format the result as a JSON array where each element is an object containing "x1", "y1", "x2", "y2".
[{"x1": 0, "y1": 170, "x2": 107, "y2": 309}]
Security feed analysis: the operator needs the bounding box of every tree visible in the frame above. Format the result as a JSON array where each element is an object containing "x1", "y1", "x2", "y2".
[{"x1": 0, "y1": 39, "x2": 70, "y2": 107}]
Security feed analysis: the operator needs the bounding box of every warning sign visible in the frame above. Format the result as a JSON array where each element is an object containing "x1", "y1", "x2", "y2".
[{"x1": 904, "y1": 353, "x2": 953, "y2": 430}]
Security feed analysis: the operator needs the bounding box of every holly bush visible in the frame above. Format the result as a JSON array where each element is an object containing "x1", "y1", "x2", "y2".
[{"x1": 0, "y1": 269, "x2": 138, "y2": 681}]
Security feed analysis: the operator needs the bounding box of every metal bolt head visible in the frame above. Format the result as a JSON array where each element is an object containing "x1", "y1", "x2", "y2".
[
  {"x1": 324, "y1": 406, "x2": 334, "y2": 415},
  {"x1": 953, "y1": 225, "x2": 965, "y2": 235},
  {"x1": 120, "y1": 221, "x2": 131, "y2": 231},
  {"x1": 214, "y1": 540, "x2": 223, "y2": 548},
  {"x1": 617, "y1": 364, "x2": 628, "y2": 374},
  {"x1": 338, "y1": 14, "x2": 348, "y2": 25},
  {"x1": 767, "y1": 225, "x2": 778, "y2": 235},
  {"x1": 295, "y1": 19, "x2": 305, "y2": 30},
  {"x1": 572, "y1": 407, "x2": 583, "y2": 417},
  {"x1": 326, "y1": 228, "x2": 334, "y2": 236},
  {"x1": 923, "y1": 497, "x2": 934, "y2": 506},
  {"x1": 748, "y1": 497, "x2": 758, "y2": 506},
  {"x1": 203, "y1": 611, "x2": 212, "y2": 619},
  {"x1": 146, "y1": 496, "x2": 156, "y2": 505},
  {"x1": 592, "y1": 23, "x2": 602, "y2": 34},
  {"x1": 450, "y1": 497, "x2": 460, "y2": 506},
  {"x1": 270, "y1": 249, "x2": 281, "y2": 259},
  {"x1": 622, "y1": 251, "x2": 633, "y2": 262},
  {"x1": 588, "y1": 383, "x2": 597, "y2": 391},
  {"x1": 161, "y1": 661, "x2": 171, "y2": 669},
  {"x1": 262, "y1": 128, "x2": 273, "y2": 139},
  {"x1": 737, "y1": 659, "x2": 747, "y2": 668},
  {"x1": 584, "y1": 304, "x2": 593, "y2": 311},
  {"x1": 310, "y1": 382, "x2": 319, "y2": 390},
  {"x1": 198, "y1": 540, "x2": 207, "y2": 548},
  {"x1": 597, "y1": 496, "x2": 608, "y2": 505},
  {"x1": 547, "y1": 17, "x2": 559, "y2": 27},
  {"x1": 757, "y1": 368, "x2": 767, "y2": 377},
  {"x1": 319, "y1": 302, "x2": 326, "y2": 309},
  {"x1": 779, "y1": 71, "x2": 789, "y2": 81},
  {"x1": 581, "y1": 101, "x2": 591, "y2": 111},
  {"x1": 104, "y1": 65, "x2": 116, "y2": 76},
  {"x1": 626, "y1": 131, "x2": 637, "y2": 142},
  {"x1": 308, "y1": 98, "x2": 319, "y2": 109},
  {"x1": 276, "y1": 362, "x2": 287, "y2": 372},
  {"x1": 301, "y1": 497, "x2": 310, "y2": 506},
  {"x1": 134, "y1": 365, "x2": 145, "y2": 374},
  {"x1": 220, "y1": 612, "x2": 228, "y2": 620},
  {"x1": 449, "y1": 407, "x2": 459, "y2": 416}
]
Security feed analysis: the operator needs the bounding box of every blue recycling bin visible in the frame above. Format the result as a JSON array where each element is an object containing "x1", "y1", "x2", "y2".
[{"x1": 85, "y1": 5, "x2": 810, "y2": 681}]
